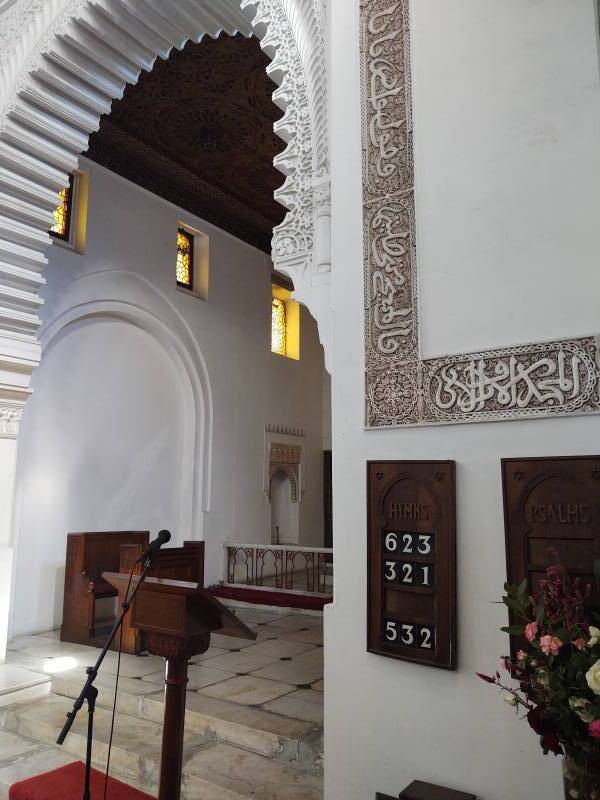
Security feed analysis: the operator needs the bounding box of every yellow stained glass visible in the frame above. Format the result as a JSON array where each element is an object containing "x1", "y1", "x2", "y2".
[
  {"x1": 176, "y1": 229, "x2": 194, "y2": 288},
  {"x1": 271, "y1": 297, "x2": 287, "y2": 356},
  {"x1": 50, "y1": 185, "x2": 71, "y2": 240}
]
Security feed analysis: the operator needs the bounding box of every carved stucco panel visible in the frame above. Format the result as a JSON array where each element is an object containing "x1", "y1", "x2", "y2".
[{"x1": 361, "y1": 0, "x2": 600, "y2": 428}]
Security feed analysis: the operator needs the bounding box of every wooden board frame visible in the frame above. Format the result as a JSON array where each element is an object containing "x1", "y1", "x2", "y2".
[
  {"x1": 367, "y1": 461, "x2": 457, "y2": 669},
  {"x1": 502, "y1": 455, "x2": 600, "y2": 655}
]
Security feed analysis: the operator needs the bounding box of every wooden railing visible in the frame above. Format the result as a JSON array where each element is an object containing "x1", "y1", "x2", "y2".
[{"x1": 224, "y1": 542, "x2": 333, "y2": 595}]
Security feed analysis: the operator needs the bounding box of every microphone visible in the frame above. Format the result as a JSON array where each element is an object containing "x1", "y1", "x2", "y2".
[{"x1": 137, "y1": 530, "x2": 171, "y2": 563}]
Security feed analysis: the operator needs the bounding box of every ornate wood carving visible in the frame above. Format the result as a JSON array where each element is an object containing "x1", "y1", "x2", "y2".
[
  {"x1": 360, "y1": 0, "x2": 600, "y2": 428},
  {"x1": 145, "y1": 630, "x2": 211, "y2": 662},
  {"x1": 86, "y1": 35, "x2": 286, "y2": 254}
]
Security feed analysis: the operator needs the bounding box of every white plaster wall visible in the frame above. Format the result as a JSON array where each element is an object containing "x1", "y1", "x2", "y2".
[
  {"x1": 325, "y1": 2, "x2": 600, "y2": 800},
  {"x1": 0, "y1": 439, "x2": 16, "y2": 661},
  {"x1": 11, "y1": 160, "x2": 327, "y2": 636},
  {"x1": 413, "y1": 0, "x2": 600, "y2": 359}
]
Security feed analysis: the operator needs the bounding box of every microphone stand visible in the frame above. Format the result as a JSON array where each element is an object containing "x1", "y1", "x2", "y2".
[{"x1": 56, "y1": 555, "x2": 154, "y2": 800}]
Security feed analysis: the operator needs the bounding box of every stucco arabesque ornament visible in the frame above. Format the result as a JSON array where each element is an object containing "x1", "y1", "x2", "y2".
[
  {"x1": 0, "y1": 0, "x2": 330, "y2": 380},
  {"x1": 360, "y1": 0, "x2": 600, "y2": 428},
  {"x1": 0, "y1": 406, "x2": 23, "y2": 439}
]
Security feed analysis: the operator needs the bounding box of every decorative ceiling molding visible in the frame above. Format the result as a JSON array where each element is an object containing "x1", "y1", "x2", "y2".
[
  {"x1": 86, "y1": 34, "x2": 287, "y2": 254},
  {"x1": 360, "y1": 0, "x2": 600, "y2": 428},
  {"x1": 0, "y1": 0, "x2": 331, "y2": 394}
]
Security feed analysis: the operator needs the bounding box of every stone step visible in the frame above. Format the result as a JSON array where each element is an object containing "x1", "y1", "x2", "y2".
[
  {"x1": 51, "y1": 668, "x2": 322, "y2": 769},
  {"x1": 0, "y1": 696, "x2": 322, "y2": 799}
]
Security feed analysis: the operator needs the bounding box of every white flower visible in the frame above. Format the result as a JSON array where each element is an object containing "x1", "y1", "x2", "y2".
[
  {"x1": 589, "y1": 627, "x2": 600, "y2": 647},
  {"x1": 503, "y1": 693, "x2": 518, "y2": 707},
  {"x1": 586, "y1": 660, "x2": 600, "y2": 695}
]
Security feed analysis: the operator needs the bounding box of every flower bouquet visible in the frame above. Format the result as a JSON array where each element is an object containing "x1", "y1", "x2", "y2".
[{"x1": 478, "y1": 550, "x2": 600, "y2": 799}]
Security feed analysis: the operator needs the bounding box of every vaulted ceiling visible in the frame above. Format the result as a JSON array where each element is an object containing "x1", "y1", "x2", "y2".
[{"x1": 85, "y1": 34, "x2": 287, "y2": 253}]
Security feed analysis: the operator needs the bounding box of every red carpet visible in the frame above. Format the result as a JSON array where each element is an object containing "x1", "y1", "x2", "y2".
[{"x1": 9, "y1": 762, "x2": 154, "y2": 799}]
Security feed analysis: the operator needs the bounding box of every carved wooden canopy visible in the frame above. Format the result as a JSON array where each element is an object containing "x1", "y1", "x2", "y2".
[{"x1": 86, "y1": 34, "x2": 287, "y2": 253}]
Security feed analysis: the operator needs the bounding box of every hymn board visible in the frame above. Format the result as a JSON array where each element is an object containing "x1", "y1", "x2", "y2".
[
  {"x1": 367, "y1": 461, "x2": 457, "y2": 670},
  {"x1": 502, "y1": 456, "x2": 600, "y2": 655}
]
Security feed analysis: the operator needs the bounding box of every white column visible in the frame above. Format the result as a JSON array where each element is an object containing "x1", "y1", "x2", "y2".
[{"x1": 0, "y1": 349, "x2": 34, "y2": 662}]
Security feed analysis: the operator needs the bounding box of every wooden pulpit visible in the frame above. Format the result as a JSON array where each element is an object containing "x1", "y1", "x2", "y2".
[{"x1": 103, "y1": 572, "x2": 256, "y2": 800}]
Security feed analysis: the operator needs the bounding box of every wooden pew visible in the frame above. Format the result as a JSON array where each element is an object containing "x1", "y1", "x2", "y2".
[
  {"x1": 61, "y1": 531, "x2": 149, "y2": 646},
  {"x1": 116, "y1": 541, "x2": 205, "y2": 654}
]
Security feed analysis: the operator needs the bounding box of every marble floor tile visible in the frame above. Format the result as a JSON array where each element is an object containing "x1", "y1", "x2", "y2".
[
  {"x1": 263, "y1": 690, "x2": 323, "y2": 725},
  {"x1": 98, "y1": 651, "x2": 165, "y2": 678},
  {"x1": 281, "y1": 628, "x2": 324, "y2": 646},
  {"x1": 245, "y1": 625, "x2": 282, "y2": 642},
  {"x1": 269, "y1": 614, "x2": 322, "y2": 628},
  {"x1": 209, "y1": 633, "x2": 259, "y2": 650},
  {"x1": 293, "y1": 648, "x2": 324, "y2": 667},
  {"x1": 10, "y1": 639, "x2": 98, "y2": 660},
  {"x1": 199, "y1": 675, "x2": 295, "y2": 706},
  {"x1": 233, "y1": 610, "x2": 292, "y2": 626},
  {"x1": 33, "y1": 629, "x2": 60, "y2": 640},
  {"x1": 0, "y1": 666, "x2": 49, "y2": 697},
  {"x1": 241, "y1": 639, "x2": 315, "y2": 660},
  {"x1": 0, "y1": 730, "x2": 39, "y2": 763},
  {"x1": 0, "y1": 745, "x2": 74, "y2": 798},
  {"x1": 189, "y1": 647, "x2": 228, "y2": 664},
  {"x1": 51, "y1": 667, "x2": 161, "y2": 712},
  {"x1": 200, "y1": 650, "x2": 280, "y2": 674},
  {"x1": 184, "y1": 741, "x2": 322, "y2": 800},
  {"x1": 142, "y1": 664, "x2": 235, "y2": 690},
  {"x1": 251, "y1": 658, "x2": 323, "y2": 687}
]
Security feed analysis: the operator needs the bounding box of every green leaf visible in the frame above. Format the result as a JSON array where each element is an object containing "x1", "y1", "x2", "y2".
[
  {"x1": 501, "y1": 625, "x2": 525, "y2": 635},
  {"x1": 555, "y1": 628, "x2": 570, "y2": 643}
]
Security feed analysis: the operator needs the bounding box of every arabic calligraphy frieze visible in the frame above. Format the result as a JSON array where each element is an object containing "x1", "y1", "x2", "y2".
[
  {"x1": 421, "y1": 338, "x2": 600, "y2": 424},
  {"x1": 365, "y1": 196, "x2": 418, "y2": 362},
  {"x1": 360, "y1": 0, "x2": 600, "y2": 427},
  {"x1": 361, "y1": 0, "x2": 413, "y2": 198}
]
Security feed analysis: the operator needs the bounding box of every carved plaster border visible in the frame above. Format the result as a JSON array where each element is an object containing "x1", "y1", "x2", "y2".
[{"x1": 360, "y1": 0, "x2": 600, "y2": 428}]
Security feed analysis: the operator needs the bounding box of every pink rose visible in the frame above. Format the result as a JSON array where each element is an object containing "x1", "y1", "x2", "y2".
[
  {"x1": 525, "y1": 622, "x2": 539, "y2": 642},
  {"x1": 589, "y1": 720, "x2": 600, "y2": 740},
  {"x1": 573, "y1": 639, "x2": 586, "y2": 651},
  {"x1": 517, "y1": 650, "x2": 527, "y2": 662},
  {"x1": 540, "y1": 635, "x2": 563, "y2": 656}
]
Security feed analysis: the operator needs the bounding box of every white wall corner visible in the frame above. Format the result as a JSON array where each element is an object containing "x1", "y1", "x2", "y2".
[{"x1": 0, "y1": 546, "x2": 12, "y2": 662}]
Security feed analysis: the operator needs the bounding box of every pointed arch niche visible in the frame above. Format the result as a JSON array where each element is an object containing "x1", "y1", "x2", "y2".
[{"x1": 0, "y1": 0, "x2": 331, "y2": 411}]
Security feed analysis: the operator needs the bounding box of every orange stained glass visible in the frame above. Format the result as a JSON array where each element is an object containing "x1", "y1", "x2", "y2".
[
  {"x1": 50, "y1": 181, "x2": 72, "y2": 241},
  {"x1": 271, "y1": 297, "x2": 287, "y2": 356},
  {"x1": 176, "y1": 228, "x2": 194, "y2": 288}
]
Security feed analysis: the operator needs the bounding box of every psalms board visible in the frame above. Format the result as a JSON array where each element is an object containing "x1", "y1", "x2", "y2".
[
  {"x1": 367, "y1": 461, "x2": 456, "y2": 669},
  {"x1": 502, "y1": 456, "x2": 600, "y2": 654}
]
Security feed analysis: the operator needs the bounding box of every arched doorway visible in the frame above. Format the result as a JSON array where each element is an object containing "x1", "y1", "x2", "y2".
[
  {"x1": 269, "y1": 467, "x2": 298, "y2": 545},
  {"x1": 0, "y1": 0, "x2": 330, "y2": 660}
]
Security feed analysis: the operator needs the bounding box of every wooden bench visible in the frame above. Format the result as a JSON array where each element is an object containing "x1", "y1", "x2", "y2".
[
  {"x1": 61, "y1": 531, "x2": 149, "y2": 646},
  {"x1": 116, "y1": 540, "x2": 205, "y2": 654}
]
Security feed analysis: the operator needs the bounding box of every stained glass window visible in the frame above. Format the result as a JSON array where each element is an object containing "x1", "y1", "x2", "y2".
[
  {"x1": 271, "y1": 297, "x2": 287, "y2": 356},
  {"x1": 50, "y1": 176, "x2": 73, "y2": 241},
  {"x1": 176, "y1": 228, "x2": 194, "y2": 288}
]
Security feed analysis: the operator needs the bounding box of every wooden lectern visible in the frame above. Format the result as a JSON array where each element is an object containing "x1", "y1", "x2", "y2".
[{"x1": 103, "y1": 572, "x2": 256, "y2": 800}]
